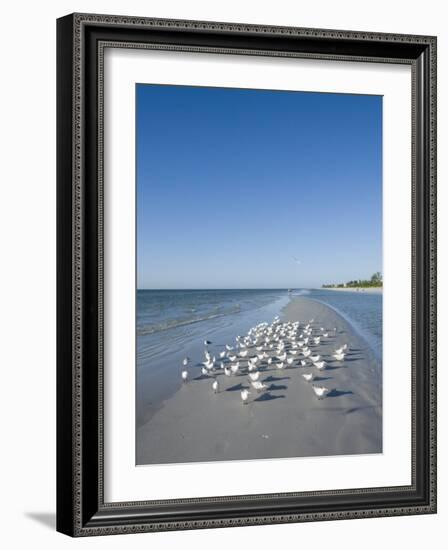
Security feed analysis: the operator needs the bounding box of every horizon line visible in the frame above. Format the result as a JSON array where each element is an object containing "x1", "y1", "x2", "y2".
[{"x1": 137, "y1": 287, "x2": 317, "y2": 291}]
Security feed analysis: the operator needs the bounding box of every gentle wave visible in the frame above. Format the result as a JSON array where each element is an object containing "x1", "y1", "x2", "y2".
[
  {"x1": 292, "y1": 289, "x2": 311, "y2": 296},
  {"x1": 137, "y1": 309, "x2": 240, "y2": 335}
]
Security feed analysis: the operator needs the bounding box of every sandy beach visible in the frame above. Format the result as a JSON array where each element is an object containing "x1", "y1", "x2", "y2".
[
  {"x1": 322, "y1": 287, "x2": 382, "y2": 294},
  {"x1": 136, "y1": 295, "x2": 382, "y2": 464}
]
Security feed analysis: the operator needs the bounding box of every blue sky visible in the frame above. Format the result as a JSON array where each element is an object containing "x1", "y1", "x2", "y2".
[{"x1": 136, "y1": 84, "x2": 382, "y2": 289}]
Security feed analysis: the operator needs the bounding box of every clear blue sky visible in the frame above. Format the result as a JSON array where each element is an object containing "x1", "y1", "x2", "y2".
[{"x1": 136, "y1": 84, "x2": 382, "y2": 289}]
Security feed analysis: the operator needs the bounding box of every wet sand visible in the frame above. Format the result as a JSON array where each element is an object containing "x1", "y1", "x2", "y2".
[{"x1": 136, "y1": 296, "x2": 382, "y2": 464}]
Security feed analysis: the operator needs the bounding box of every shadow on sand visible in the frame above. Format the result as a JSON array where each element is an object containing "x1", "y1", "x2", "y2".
[
  {"x1": 254, "y1": 392, "x2": 286, "y2": 402},
  {"x1": 263, "y1": 375, "x2": 290, "y2": 383},
  {"x1": 327, "y1": 389, "x2": 353, "y2": 398},
  {"x1": 226, "y1": 382, "x2": 249, "y2": 392},
  {"x1": 267, "y1": 383, "x2": 288, "y2": 391}
]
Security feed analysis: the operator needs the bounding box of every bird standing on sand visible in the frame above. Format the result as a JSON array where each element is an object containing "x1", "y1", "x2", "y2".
[
  {"x1": 314, "y1": 361, "x2": 327, "y2": 371},
  {"x1": 332, "y1": 352, "x2": 346, "y2": 362},
  {"x1": 230, "y1": 363, "x2": 240, "y2": 375},
  {"x1": 181, "y1": 370, "x2": 188, "y2": 382},
  {"x1": 248, "y1": 371, "x2": 260, "y2": 382},
  {"x1": 248, "y1": 360, "x2": 257, "y2": 372},
  {"x1": 312, "y1": 385, "x2": 330, "y2": 399},
  {"x1": 212, "y1": 379, "x2": 219, "y2": 393},
  {"x1": 251, "y1": 380, "x2": 268, "y2": 392},
  {"x1": 302, "y1": 372, "x2": 315, "y2": 382},
  {"x1": 241, "y1": 389, "x2": 250, "y2": 405},
  {"x1": 182, "y1": 357, "x2": 190, "y2": 366}
]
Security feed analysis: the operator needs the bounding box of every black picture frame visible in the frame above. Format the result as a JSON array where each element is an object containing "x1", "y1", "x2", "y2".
[{"x1": 57, "y1": 13, "x2": 437, "y2": 537}]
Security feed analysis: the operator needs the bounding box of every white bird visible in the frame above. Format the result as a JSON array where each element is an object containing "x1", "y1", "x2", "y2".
[
  {"x1": 290, "y1": 350, "x2": 298, "y2": 356},
  {"x1": 332, "y1": 352, "x2": 346, "y2": 362},
  {"x1": 230, "y1": 363, "x2": 240, "y2": 375},
  {"x1": 229, "y1": 355, "x2": 237, "y2": 362},
  {"x1": 302, "y1": 372, "x2": 315, "y2": 382},
  {"x1": 277, "y1": 362, "x2": 285, "y2": 370},
  {"x1": 267, "y1": 357, "x2": 273, "y2": 365},
  {"x1": 303, "y1": 349, "x2": 311, "y2": 358},
  {"x1": 239, "y1": 350, "x2": 249, "y2": 358},
  {"x1": 287, "y1": 357, "x2": 294, "y2": 365},
  {"x1": 182, "y1": 357, "x2": 190, "y2": 366},
  {"x1": 323, "y1": 333, "x2": 329, "y2": 338},
  {"x1": 225, "y1": 345, "x2": 234, "y2": 351},
  {"x1": 310, "y1": 354, "x2": 321, "y2": 363},
  {"x1": 314, "y1": 361, "x2": 327, "y2": 371},
  {"x1": 241, "y1": 389, "x2": 250, "y2": 404},
  {"x1": 181, "y1": 370, "x2": 188, "y2": 382},
  {"x1": 224, "y1": 367, "x2": 232, "y2": 377},
  {"x1": 334, "y1": 346, "x2": 347, "y2": 354},
  {"x1": 248, "y1": 371, "x2": 260, "y2": 382},
  {"x1": 201, "y1": 367, "x2": 209, "y2": 377},
  {"x1": 300, "y1": 360, "x2": 307, "y2": 367},
  {"x1": 312, "y1": 385, "x2": 330, "y2": 399},
  {"x1": 313, "y1": 337, "x2": 321, "y2": 345},
  {"x1": 212, "y1": 379, "x2": 219, "y2": 393},
  {"x1": 277, "y1": 352, "x2": 287, "y2": 362},
  {"x1": 251, "y1": 380, "x2": 268, "y2": 392},
  {"x1": 219, "y1": 351, "x2": 227, "y2": 358}
]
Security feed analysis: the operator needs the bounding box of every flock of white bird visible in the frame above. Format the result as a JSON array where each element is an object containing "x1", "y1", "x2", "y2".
[{"x1": 181, "y1": 315, "x2": 349, "y2": 405}]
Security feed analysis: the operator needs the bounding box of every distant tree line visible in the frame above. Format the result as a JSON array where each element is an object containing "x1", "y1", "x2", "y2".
[{"x1": 322, "y1": 272, "x2": 383, "y2": 288}]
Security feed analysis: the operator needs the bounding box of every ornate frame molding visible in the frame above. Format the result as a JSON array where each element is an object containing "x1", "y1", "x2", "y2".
[{"x1": 57, "y1": 13, "x2": 437, "y2": 537}]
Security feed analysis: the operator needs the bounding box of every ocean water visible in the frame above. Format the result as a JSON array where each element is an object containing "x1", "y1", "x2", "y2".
[
  {"x1": 292, "y1": 289, "x2": 382, "y2": 358},
  {"x1": 136, "y1": 288, "x2": 382, "y2": 426}
]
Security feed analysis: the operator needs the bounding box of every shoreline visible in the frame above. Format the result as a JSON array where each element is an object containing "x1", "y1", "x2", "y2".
[
  {"x1": 321, "y1": 287, "x2": 382, "y2": 294},
  {"x1": 137, "y1": 295, "x2": 382, "y2": 465},
  {"x1": 136, "y1": 294, "x2": 289, "y2": 428}
]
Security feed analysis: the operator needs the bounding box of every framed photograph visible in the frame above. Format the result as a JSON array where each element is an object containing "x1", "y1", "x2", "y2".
[{"x1": 57, "y1": 13, "x2": 437, "y2": 536}]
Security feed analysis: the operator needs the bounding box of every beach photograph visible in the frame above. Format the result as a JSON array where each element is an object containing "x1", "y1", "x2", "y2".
[{"x1": 136, "y1": 84, "x2": 382, "y2": 465}]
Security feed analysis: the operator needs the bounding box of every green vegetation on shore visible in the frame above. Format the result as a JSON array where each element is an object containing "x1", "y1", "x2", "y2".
[{"x1": 322, "y1": 272, "x2": 383, "y2": 289}]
